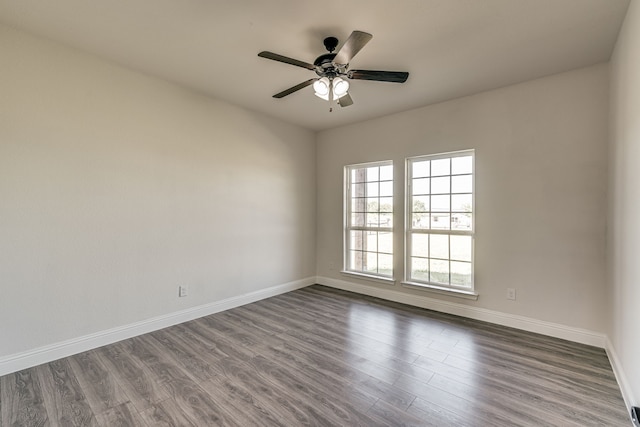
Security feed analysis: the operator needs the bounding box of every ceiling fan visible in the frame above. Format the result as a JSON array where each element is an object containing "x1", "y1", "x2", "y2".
[{"x1": 258, "y1": 30, "x2": 409, "y2": 109}]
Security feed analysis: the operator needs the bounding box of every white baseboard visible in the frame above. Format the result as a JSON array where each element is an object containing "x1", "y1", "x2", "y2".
[
  {"x1": 316, "y1": 276, "x2": 607, "y2": 348},
  {"x1": 605, "y1": 337, "x2": 636, "y2": 416},
  {"x1": 0, "y1": 277, "x2": 314, "y2": 376}
]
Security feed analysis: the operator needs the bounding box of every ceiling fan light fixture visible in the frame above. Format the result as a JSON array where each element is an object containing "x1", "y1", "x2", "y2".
[
  {"x1": 333, "y1": 77, "x2": 349, "y2": 99},
  {"x1": 313, "y1": 77, "x2": 330, "y2": 100}
]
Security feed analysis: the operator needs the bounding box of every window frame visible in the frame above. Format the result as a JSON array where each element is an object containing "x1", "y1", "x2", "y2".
[
  {"x1": 343, "y1": 160, "x2": 394, "y2": 281},
  {"x1": 404, "y1": 150, "x2": 475, "y2": 294}
]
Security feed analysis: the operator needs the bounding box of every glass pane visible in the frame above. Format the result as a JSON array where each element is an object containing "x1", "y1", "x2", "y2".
[
  {"x1": 349, "y1": 250, "x2": 364, "y2": 271},
  {"x1": 412, "y1": 178, "x2": 430, "y2": 195},
  {"x1": 431, "y1": 158, "x2": 450, "y2": 176},
  {"x1": 352, "y1": 197, "x2": 366, "y2": 212},
  {"x1": 379, "y1": 181, "x2": 393, "y2": 197},
  {"x1": 366, "y1": 166, "x2": 379, "y2": 182},
  {"x1": 452, "y1": 213, "x2": 472, "y2": 230},
  {"x1": 350, "y1": 230, "x2": 364, "y2": 251},
  {"x1": 412, "y1": 213, "x2": 429, "y2": 229},
  {"x1": 452, "y1": 156, "x2": 472, "y2": 175},
  {"x1": 352, "y1": 183, "x2": 365, "y2": 197},
  {"x1": 379, "y1": 212, "x2": 393, "y2": 227},
  {"x1": 351, "y1": 213, "x2": 365, "y2": 226},
  {"x1": 412, "y1": 161, "x2": 430, "y2": 178},
  {"x1": 451, "y1": 194, "x2": 472, "y2": 212},
  {"x1": 365, "y1": 252, "x2": 378, "y2": 273},
  {"x1": 380, "y1": 165, "x2": 393, "y2": 181},
  {"x1": 412, "y1": 233, "x2": 429, "y2": 258},
  {"x1": 451, "y1": 175, "x2": 472, "y2": 193},
  {"x1": 351, "y1": 168, "x2": 366, "y2": 183},
  {"x1": 450, "y1": 235, "x2": 472, "y2": 262},
  {"x1": 346, "y1": 162, "x2": 395, "y2": 280},
  {"x1": 430, "y1": 234, "x2": 449, "y2": 259},
  {"x1": 431, "y1": 176, "x2": 450, "y2": 194},
  {"x1": 366, "y1": 213, "x2": 379, "y2": 227},
  {"x1": 378, "y1": 254, "x2": 393, "y2": 276},
  {"x1": 451, "y1": 261, "x2": 472, "y2": 287},
  {"x1": 379, "y1": 197, "x2": 393, "y2": 212},
  {"x1": 431, "y1": 195, "x2": 450, "y2": 212},
  {"x1": 431, "y1": 213, "x2": 450, "y2": 230},
  {"x1": 379, "y1": 232, "x2": 393, "y2": 254},
  {"x1": 366, "y1": 182, "x2": 379, "y2": 197},
  {"x1": 411, "y1": 257, "x2": 429, "y2": 281},
  {"x1": 412, "y1": 196, "x2": 429, "y2": 212},
  {"x1": 430, "y1": 259, "x2": 449, "y2": 284},
  {"x1": 366, "y1": 231, "x2": 378, "y2": 252},
  {"x1": 366, "y1": 198, "x2": 379, "y2": 212}
]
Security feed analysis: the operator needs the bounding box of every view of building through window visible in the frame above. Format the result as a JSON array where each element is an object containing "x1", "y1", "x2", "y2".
[{"x1": 345, "y1": 162, "x2": 393, "y2": 277}]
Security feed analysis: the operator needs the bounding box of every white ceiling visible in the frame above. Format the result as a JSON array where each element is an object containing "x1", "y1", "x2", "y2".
[{"x1": 0, "y1": 0, "x2": 630, "y2": 131}]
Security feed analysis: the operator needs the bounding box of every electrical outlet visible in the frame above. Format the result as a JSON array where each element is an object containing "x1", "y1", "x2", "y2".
[
  {"x1": 178, "y1": 285, "x2": 188, "y2": 297},
  {"x1": 506, "y1": 288, "x2": 516, "y2": 300}
]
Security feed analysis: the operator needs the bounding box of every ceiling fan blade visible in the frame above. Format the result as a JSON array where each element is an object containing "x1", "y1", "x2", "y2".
[
  {"x1": 338, "y1": 93, "x2": 354, "y2": 107},
  {"x1": 258, "y1": 51, "x2": 316, "y2": 70},
  {"x1": 348, "y1": 70, "x2": 409, "y2": 83},
  {"x1": 273, "y1": 78, "x2": 317, "y2": 98},
  {"x1": 334, "y1": 31, "x2": 373, "y2": 65}
]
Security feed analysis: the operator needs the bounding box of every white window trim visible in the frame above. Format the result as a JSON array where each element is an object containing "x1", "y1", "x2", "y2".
[
  {"x1": 341, "y1": 270, "x2": 397, "y2": 285},
  {"x1": 401, "y1": 281, "x2": 479, "y2": 300},
  {"x1": 344, "y1": 160, "x2": 394, "y2": 279},
  {"x1": 405, "y1": 149, "x2": 475, "y2": 293}
]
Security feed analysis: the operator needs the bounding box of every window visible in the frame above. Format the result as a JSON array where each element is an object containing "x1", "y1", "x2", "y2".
[
  {"x1": 344, "y1": 161, "x2": 393, "y2": 278},
  {"x1": 406, "y1": 150, "x2": 474, "y2": 291}
]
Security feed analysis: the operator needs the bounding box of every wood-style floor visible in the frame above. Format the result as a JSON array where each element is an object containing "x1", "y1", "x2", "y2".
[{"x1": 0, "y1": 285, "x2": 630, "y2": 426}]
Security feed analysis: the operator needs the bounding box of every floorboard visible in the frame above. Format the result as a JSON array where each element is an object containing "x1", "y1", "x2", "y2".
[{"x1": 0, "y1": 285, "x2": 630, "y2": 426}]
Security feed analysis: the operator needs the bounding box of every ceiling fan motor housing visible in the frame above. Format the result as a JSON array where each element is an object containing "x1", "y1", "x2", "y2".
[
  {"x1": 314, "y1": 53, "x2": 341, "y2": 78},
  {"x1": 314, "y1": 37, "x2": 349, "y2": 78}
]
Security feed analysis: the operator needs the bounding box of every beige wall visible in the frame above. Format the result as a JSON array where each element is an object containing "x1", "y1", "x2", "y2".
[
  {"x1": 0, "y1": 24, "x2": 316, "y2": 357},
  {"x1": 317, "y1": 64, "x2": 610, "y2": 333},
  {"x1": 609, "y1": 0, "x2": 640, "y2": 408}
]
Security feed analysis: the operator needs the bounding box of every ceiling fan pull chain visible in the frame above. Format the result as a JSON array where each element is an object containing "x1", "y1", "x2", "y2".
[{"x1": 329, "y1": 79, "x2": 334, "y2": 112}]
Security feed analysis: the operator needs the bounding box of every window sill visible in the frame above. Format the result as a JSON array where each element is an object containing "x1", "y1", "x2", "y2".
[
  {"x1": 401, "y1": 281, "x2": 479, "y2": 300},
  {"x1": 341, "y1": 271, "x2": 396, "y2": 286}
]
